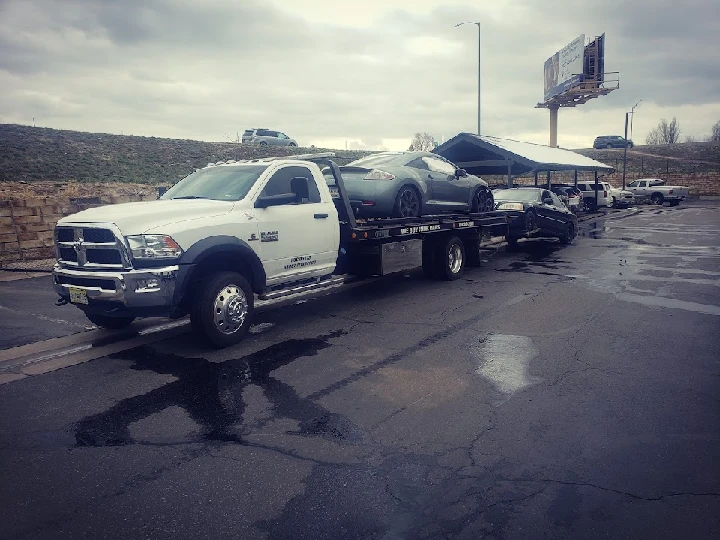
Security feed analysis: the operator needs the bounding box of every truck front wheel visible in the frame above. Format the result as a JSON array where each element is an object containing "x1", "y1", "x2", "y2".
[{"x1": 191, "y1": 271, "x2": 254, "y2": 348}]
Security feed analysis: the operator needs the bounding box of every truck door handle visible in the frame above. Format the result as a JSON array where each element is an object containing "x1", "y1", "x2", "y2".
[{"x1": 314, "y1": 213, "x2": 328, "y2": 219}]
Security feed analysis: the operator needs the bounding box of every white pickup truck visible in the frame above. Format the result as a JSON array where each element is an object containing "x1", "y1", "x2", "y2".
[
  {"x1": 626, "y1": 178, "x2": 689, "y2": 206},
  {"x1": 52, "y1": 153, "x2": 508, "y2": 347}
]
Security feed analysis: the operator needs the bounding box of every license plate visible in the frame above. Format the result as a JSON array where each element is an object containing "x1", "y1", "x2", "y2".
[{"x1": 68, "y1": 287, "x2": 88, "y2": 305}]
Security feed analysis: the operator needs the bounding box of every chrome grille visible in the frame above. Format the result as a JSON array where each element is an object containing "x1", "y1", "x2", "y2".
[{"x1": 55, "y1": 224, "x2": 130, "y2": 270}]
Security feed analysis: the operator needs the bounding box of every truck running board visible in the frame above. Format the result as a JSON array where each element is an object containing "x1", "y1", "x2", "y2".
[{"x1": 259, "y1": 275, "x2": 347, "y2": 301}]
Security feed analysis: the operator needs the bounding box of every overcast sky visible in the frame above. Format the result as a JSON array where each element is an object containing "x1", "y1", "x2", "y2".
[{"x1": 1, "y1": 0, "x2": 718, "y2": 150}]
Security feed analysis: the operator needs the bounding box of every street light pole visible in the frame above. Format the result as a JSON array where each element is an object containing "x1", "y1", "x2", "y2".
[
  {"x1": 622, "y1": 99, "x2": 642, "y2": 190},
  {"x1": 455, "y1": 21, "x2": 481, "y2": 135}
]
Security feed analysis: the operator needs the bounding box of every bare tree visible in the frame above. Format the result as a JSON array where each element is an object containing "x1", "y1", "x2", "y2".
[
  {"x1": 684, "y1": 135, "x2": 697, "y2": 143},
  {"x1": 408, "y1": 132, "x2": 436, "y2": 151},
  {"x1": 710, "y1": 120, "x2": 720, "y2": 142},
  {"x1": 645, "y1": 117, "x2": 681, "y2": 145}
]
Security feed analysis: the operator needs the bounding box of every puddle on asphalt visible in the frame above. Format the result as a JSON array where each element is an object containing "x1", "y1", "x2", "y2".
[
  {"x1": 578, "y1": 221, "x2": 607, "y2": 239},
  {"x1": 471, "y1": 334, "x2": 542, "y2": 395},
  {"x1": 72, "y1": 330, "x2": 364, "y2": 447}
]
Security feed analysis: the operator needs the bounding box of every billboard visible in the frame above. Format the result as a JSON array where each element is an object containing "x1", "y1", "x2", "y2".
[{"x1": 543, "y1": 34, "x2": 585, "y2": 102}]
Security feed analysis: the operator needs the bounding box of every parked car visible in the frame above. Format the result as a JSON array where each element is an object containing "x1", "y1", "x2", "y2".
[
  {"x1": 593, "y1": 135, "x2": 634, "y2": 149},
  {"x1": 607, "y1": 185, "x2": 635, "y2": 208},
  {"x1": 550, "y1": 184, "x2": 583, "y2": 213},
  {"x1": 242, "y1": 128, "x2": 298, "y2": 147},
  {"x1": 338, "y1": 151, "x2": 494, "y2": 218},
  {"x1": 576, "y1": 180, "x2": 613, "y2": 210},
  {"x1": 625, "y1": 178, "x2": 689, "y2": 206},
  {"x1": 493, "y1": 187, "x2": 577, "y2": 246}
]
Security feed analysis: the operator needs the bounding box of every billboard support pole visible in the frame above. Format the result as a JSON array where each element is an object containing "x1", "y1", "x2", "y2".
[
  {"x1": 477, "y1": 23, "x2": 481, "y2": 135},
  {"x1": 549, "y1": 106, "x2": 559, "y2": 147},
  {"x1": 622, "y1": 112, "x2": 629, "y2": 190}
]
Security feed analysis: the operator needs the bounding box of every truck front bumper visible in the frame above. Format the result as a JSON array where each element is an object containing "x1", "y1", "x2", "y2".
[{"x1": 53, "y1": 264, "x2": 182, "y2": 315}]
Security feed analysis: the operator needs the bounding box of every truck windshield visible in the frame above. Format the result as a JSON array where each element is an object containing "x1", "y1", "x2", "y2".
[{"x1": 162, "y1": 165, "x2": 268, "y2": 201}]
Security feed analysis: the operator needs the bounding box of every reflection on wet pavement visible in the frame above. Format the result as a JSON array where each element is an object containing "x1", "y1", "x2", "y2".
[{"x1": 73, "y1": 330, "x2": 361, "y2": 446}]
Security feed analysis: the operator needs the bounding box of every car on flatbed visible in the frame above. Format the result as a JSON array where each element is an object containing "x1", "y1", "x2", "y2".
[
  {"x1": 493, "y1": 186, "x2": 577, "y2": 247},
  {"x1": 52, "y1": 153, "x2": 509, "y2": 347}
]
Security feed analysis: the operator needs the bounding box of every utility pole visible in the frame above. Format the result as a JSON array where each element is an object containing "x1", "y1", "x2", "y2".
[
  {"x1": 622, "y1": 112, "x2": 629, "y2": 190},
  {"x1": 455, "y1": 21, "x2": 482, "y2": 135}
]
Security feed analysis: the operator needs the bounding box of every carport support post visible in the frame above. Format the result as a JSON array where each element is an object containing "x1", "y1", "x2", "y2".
[
  {"x1": 574, "y1": 170, "x2": 578, "y2": 188},
  {"x1": 594, "y1": 171, "x2": 599, "y2": 209},
  {"x1": 534, "y1": 171, "x2": 538, "y2": 187},
  {"x1": 546, "y1": 171, "x2": 551, "y2": 190},
  {"x1": 507, "y1": 160, "x2": 513, "y2": 188}
]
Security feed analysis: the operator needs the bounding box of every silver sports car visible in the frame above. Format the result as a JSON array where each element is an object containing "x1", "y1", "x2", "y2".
[{"x1": 338, "y1": 151, "x2": 493, "y2": 218}]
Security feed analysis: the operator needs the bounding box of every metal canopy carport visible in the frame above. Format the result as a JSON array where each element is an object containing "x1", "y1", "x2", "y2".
[{"x1": 433, "y1": 133, "x2": 615, "y2": 202}]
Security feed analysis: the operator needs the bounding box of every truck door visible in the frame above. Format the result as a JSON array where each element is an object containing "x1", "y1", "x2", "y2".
[{"x1": 253, "y1": 165, "x2": 339, "y2": 285}]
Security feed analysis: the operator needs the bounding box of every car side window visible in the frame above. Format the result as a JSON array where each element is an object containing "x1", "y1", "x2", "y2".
[
  {"x1": 407, "y1": 158, "x2": 429, "y2": 170},
  {"x1": 628, "y1": 181, "x2": 638, "y2": 188},
  {"x1": 260, "y1": 166, "x2": 321, "y2": 204},
  {"x1": 549, "y1": 192, "x2": 565, "y2": 208},
  {"x1": 422, "y1": 157, "x2": 456, "y2": 176}
]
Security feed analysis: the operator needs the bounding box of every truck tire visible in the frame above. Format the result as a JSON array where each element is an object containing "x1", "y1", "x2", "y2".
[
  {"x1": 191, "y1": 271, "x2": 254, "y2": 348},
  {"x1": 559, "y1": 222, "x2": 575, "y2": 245},
  {"x1": 433, "y1": 235, "x2": 465, "y2": 281},
  {"x1": 651, "y1": 193, "x2": 664, "y2": 205},
  {"x1": 84, "y1": 313, "x2": 136, "y2": 330},
  {"x1": 505, "y1": 235, "x2": 519, "y2": 251},
  {"x1": 422, "y1": 238, "x2": 438, "y2": 278}
]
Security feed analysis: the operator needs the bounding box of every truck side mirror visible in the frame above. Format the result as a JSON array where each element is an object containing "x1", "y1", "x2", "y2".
[{"x1": 255, "y1": 193, "x2": 297, "y2": 208}]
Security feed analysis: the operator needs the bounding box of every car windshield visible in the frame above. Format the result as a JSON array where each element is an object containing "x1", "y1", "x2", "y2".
[
  {"x1": 161, "y1": 165, "x2": 268, "y2": 201},
  {"x1": 492, "y1": 189, "x2": 540, "y2": 202},
  {"x1": 347, "y1": 154, "x2": 402, "y2": 167}
]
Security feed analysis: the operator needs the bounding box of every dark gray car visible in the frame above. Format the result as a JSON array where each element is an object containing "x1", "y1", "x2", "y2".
[{"x1": 338, "y1": 151, "x2": 493, "y2": 218}]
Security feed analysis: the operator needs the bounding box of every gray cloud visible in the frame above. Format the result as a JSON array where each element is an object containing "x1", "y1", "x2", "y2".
[{"x1": 0, "y1": 0, "x2": 718, "y2": 149}]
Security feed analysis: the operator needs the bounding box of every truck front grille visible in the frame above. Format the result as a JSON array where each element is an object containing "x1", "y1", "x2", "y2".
[{"x1": 55, "y1": 225, "x2": 129, "y2": 270}]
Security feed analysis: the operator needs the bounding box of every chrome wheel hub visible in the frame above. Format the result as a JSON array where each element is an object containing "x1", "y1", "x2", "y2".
[
  {"x1": 448, "y1": 244, "x2": 463, "y2": 274},
  {"x1": 213, "y1": 284, "x2": 248, "y2": 335}
]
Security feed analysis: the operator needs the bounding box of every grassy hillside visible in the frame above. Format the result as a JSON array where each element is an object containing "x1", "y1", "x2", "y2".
[
  {"x1": 0, "y1": 124, "x2": 371, "y2": 184},
  {"x1": 1, "y1": 124, "x2": 717, "y2": 185}
]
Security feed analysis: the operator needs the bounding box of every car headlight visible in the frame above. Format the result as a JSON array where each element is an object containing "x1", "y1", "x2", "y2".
[
  {"x1": 498, "y1": 202, "x2": 524, "y2": 211},
  {"x1": 126, "y1": 235, "x2": 183, "y2": 260}
]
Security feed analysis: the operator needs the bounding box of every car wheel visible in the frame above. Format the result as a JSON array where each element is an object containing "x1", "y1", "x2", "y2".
[
  {"x1": 471, "y1": 188, "x2": 491, "y2": 212},
  {"x1": 669, "y1": 200, "x2": 680, "y2": 207},
  {"x1": 259, "y1": 141, "x2": 268, "y2": 146},
  {"x1": 606, "y1": 143, "x2": 613, "y2": 149},
  {"x1": 559, "y1": 222, "x2": 575, "y2": 245},
  {"x1": 432, "y1": 235, "x2": 465, "y2": 281},
  {"x1": 288, "y1": 142, "x2": 297, "y2": 147},
  {"x1": 611, "y1": 196, "x2": 617, "y2": 208},
  {"x1": 505, "y1": 235, "x2": 519, "y2": 251},
  {"x1": 393, "y1": 186, "x2": 421, "y2": 218},
  {"x1": 525, "y1": 209, "x2": 537, "y2": 232},
  {"x1": 651, "y1": 193, "x2": 664, "y2": 205},
  {"x1": 627, "y1": 142, "x2": 634, "y2": 148},
  {"x1": 585, "y1": 198, "x2": 597, "y2": 212},
  {"x1": 191, "y1": 271, "x2": 254, "y2": 348},
  {"x1": 84, "y1": 312, "x2": 135, "y2": 330}
]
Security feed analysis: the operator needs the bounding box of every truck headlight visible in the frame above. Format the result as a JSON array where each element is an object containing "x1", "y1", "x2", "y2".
[{"x1": 126, "y1": 235, "x2": 183, "y2": 260}]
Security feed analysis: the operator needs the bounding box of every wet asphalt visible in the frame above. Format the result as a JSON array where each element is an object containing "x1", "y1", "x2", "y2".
[{"x1": 1, "y1": 202, "x2": 719, "y2": 539}]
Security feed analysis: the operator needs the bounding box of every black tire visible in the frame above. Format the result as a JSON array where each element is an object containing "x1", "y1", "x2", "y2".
[
  {"x1": 259, "y1": 141, "x2": 268, "y2": 146},
  {"x1": 585, "y1": 198, "x2": 597, "y2": 212},
  {"x1": 651, "y1": 193, "x2": 664, "y2": 205},
  {"x1": 525, "y1": 210, "x2": 537, "y2": 232},
  {"x1": 606, "y1": 143, "x2": 613, "y2": 149},
  {"x1": 422, "y1": 238, "x2": 438, "y2": 278},
  {"x1": 191, "y1": 271, "x2": 254, "y2": 348},
  {"x1": 668, "y1": 200, "x2": 680, "y2": 207},
  {"x1": 559, "y1": 222, "x2": 575, "y2": 245},
  {"x1": 505, "y1": 236, "x2": 519, "y2": 251},
  {"x1": 288, "y1": 142, "x2": 297, "y2": 147},
  {"x1": 471, "y1": 188, "x2": 493, "y2": 213},
  {"x1": 84, "y1": 312, "x2": 135, "y2": 330},
  {"x1": 611, "y1": 196, "x2": 617, "y2": 208},
  {"x1": 393, "y1": 186, "x2": 422, "y2": 218},
  {"x1": 627, "y1": 142, "x2": 634, "y2": 148},
  {"x1": 432, "y1": 235, "x2": 465, "y2": 281}
]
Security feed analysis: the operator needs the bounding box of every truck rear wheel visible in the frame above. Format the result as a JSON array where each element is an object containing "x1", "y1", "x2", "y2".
[
  {"x1": 651, "y1": 193, "x2": 664, "y2": 205},
  {"x1": 191, "y1": 271, "x2": 254, "y2": 348},
  {"x1": 84, "y1": 312, "x2": 136, "y2": 330},
  {"x1": 433, "y1": 235, "x2": 465, "y2": 281}
]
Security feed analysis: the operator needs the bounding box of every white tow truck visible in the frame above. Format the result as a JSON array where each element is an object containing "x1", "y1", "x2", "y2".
[{"x1": 53, "y1": 154, "x2": 509, "y2": 347}]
